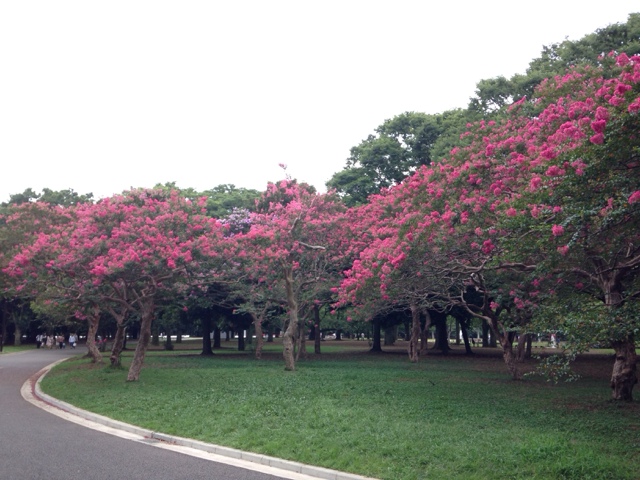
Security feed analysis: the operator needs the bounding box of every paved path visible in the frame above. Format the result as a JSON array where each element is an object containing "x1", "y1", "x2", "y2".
[{"x1": 0, "y1": 348, "x2": 370, "y2": 480}]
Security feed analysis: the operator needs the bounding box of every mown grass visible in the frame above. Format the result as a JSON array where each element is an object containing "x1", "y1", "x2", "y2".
[
  {"x1": 41, "y1": 341, "x2": 640, "y2": 480},
  {"x1": 0, "y1": 344, "x2": 35, "y2": 354}
]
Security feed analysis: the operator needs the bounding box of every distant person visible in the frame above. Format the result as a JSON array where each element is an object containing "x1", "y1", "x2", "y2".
[
  {"x1": 45, "y1": 334, "x2": 54, "y2": 349},
  {"x1": 68, "y1": 333, "x2": 77, "y2": 349},
  {"x1": 36, "y1": 333, "x2": 43, "y2": 349},
  {"x1": 57, "y1": 334, "x2": 65, "y2": 349}
]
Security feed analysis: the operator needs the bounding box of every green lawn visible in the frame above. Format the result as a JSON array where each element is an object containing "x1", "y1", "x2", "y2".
[
  {"x1": 0, "y1": 344, "x2": 35, "y2": 354},
  {"x1": 41, "y1": 341, "x2": 640, "y2": 480}
]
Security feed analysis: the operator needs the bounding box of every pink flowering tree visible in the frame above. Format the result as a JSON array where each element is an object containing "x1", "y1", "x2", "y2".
[
  {"x1": 231, "y1": 179, "x2": 348, "y2": 370},
  {"x1": 338, "y1": 167, "x2": 536, "y2": 376},
  {"x1": 0, "y1": 201, "x2": 75, "y2": 346},
  {"x1": 340, "y1": 53, "x2": 640, "y2": 395},
  {"x1": 5, "y1": 189, "x2": 225, "y2": 380},
  {"x1": 492, "y1": 53, "x2": 640, "y2": 399}
]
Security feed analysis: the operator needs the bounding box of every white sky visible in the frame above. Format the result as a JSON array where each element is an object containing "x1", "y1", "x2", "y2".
[{"x1": 1, "y1": 1, "x2": 637, "y2": 202}]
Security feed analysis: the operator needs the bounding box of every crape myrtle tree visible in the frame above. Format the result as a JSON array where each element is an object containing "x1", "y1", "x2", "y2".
[
  {"x1": 5, "y1": 189, "x2": 225, "y2": 380},
  {"x1": 447, "y1": 53, "x2": 640, "y2": 397},
  {"x1": 195, "y1": 204, "x2": 280, "y2": 359},
  {"x1": 340, "y1": 53, "x2": 640, "y2": 395},
  {"x1": 336, "y1": 189, "x2": 437, "y2": 362},
  {"x1": 230, "y1": 177, "x2": 348, "y2": 370},
  {"x1": 0, "y1": 201, "x2": 75, "y2": 346},
  {"x1": 493, "y1": 53, "x2": 640, "y2": 400}
]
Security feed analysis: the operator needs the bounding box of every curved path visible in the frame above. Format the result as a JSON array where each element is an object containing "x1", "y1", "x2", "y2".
[{"x1": 0, "y1": 348, "x2": 372, "y2": 480}]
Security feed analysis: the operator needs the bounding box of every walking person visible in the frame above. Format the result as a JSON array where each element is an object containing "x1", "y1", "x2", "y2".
[
  {"x1": 45, "y1": 334, "x2": 54, "y2": 349},
  {"x1": 68, "y1": 333, "x2": 77, "y2": 349}
]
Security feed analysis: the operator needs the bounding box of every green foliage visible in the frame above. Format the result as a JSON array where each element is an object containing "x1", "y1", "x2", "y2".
[
  {"x1": 327, "y1": 110, "x2": 480, "y2": 206},
  {"x1": 525, "y1": 353, "x2": 581, "y2": 384},
  {"x1": 153, "y1": 182, "x2": 262, "y2": 219},
  {"x1": 470, "y1": 13, "x2": 640, "y2": 116},
  {"x1": 2, "y1": 188, "x2": 93, "y2": 206},
  {"x1": 201, "y1": 184, "x2": 261, "y2": 218}
]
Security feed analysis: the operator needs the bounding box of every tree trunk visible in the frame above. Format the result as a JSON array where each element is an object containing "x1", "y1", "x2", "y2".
[
  {"x1": 251, "y1": 313, "x2": 264, "y2": 360},
  {"x1": 313, "y1": 305, "x2": 321, "y2": 354},
  {"x1": 461, "y1": 321, "x2": 473, "y2": 355},
  {"x1": 282, "y1": 264, "x2": 298, "y2": 371},
  {"x1": 502, "y1": 341, "x2": 521, "y2": 380},
  {"x1": 420, "y1": 310, "x2": 432, "y2": 356},
  {"x1": 295, "y1": 320, "x2": 307, "y2": 361},
  {"x1": 13, "y1": 324, "x2": 22, "y2": 346},
  {"x1": 432, "y1": 312, "x2": 450, "y2": 354},
  {"x1": 109, "y1": 323, "x2": 127, "y2": 367},
  {"x1": 408, "y1": 304, "x2": 421, "y2": 363},
  {"x1": 127, "y1": 299, "x2": 154, "y2": 381},
  {"x1": 237, "y1": 330, "x2": 245, "y2": 351},
  {"x1": 164, "y1": 333, "x2": 173, "y2": 350},
  {"x1": 611, "y1": 336, "x2": 637, "y2": 401},
  {"x1": 245, "y1": 324, "x2": 253, "y2": 345},
  {"x1": 213, "y1": 326, "x2": 221, "y2": 349},
  {"x1": 482, "y1": 320, "x2": 489, "y2": 347},
  {"x1": 370, "y1": 319, "x2": 382, "y2": 352},
  {"x1": 516, "y1": 333, "x2": 530, "y2": 362},
  {"x1": 383, "y1": 325, "x2": 397, "y2": 346},
  {"x1": 486, "y1": 313, "x2": 521, "y2": 380},
  {"x1": 602, "y1": 282, "x2": 638, "y2": 401},
  {"x1": 201, "y1": 314, "x2": 213, "y2": 356},
  {"x1": 85, "y1": 308, "x2": 102, "y2": 364}
]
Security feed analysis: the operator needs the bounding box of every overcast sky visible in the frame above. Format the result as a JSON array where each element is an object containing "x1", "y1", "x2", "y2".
[{"x1": 1, "y1": 1, "x2": 637, "y2": 202}]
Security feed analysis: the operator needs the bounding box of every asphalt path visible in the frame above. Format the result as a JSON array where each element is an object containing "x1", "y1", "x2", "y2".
[{"x1": 0, "y1": 347, "x2": 360, "y2": 480}]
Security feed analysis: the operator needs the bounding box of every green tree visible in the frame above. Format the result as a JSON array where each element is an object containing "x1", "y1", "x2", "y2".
[
  {"x1": 3, "y1": 188, "x2": 93, "y2": 206},
  {"x1": 327, "y1": 111, "x2": 460, "y2": 206},
  {"x1": 153, "y1": 182, "x2": 261, "y2": 219},
  {"x1": 469, "y1": 13, "x2": 640, "y2": 115},
  {"x1": 202, "y1": 184, "x2": 261, "y2": 218}
]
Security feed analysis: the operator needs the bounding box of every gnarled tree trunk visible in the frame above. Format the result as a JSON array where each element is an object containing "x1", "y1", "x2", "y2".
[
  {"x1": 295, "y1": 320, "x2": 307, "y2": 362},
  {"x1": 603, "y1": 281, "x2": 637, "y2": 401},
  {"x1": 516, "y1": 333, "x2": 530, "y2": 362},
  {"x1": 611, "y1": 336, "x2": 637, "y2": 401},
  {"x1": 490, "y1": 316, "x2": 520, "y2": 380},
  {"x1": 251, "y1": 312, "x2": 265, "y2": 360},
  {"x1": 106, "y1": 305, "x2": 129, "y2": 367},
  {"x1": 420, "y1": 310, "x2": 432, "y2": 356},
  {"x1": 127, "y1": 297, "x2": 154, "y2": 381},
  {"x1": 85, "y1": 307, "x2": 102, "y2": 364},
  {"x1": 313, "y1": 304, "x2": 321, "y2": 354},
  {"x1": 370, "y1": 318, "x2": 382, "y2": 352},
  {"x1": 501, "y1": 340, "x2": 521, "y2": 380},
  {"x1": 282, "y1": 263, "x2": 298, "y2": 371},
  {"x1": 110, "y1": 323, "x2": 127, "y2": 367},
  {"x1": 408, "y1": 304, "x2": 421, "y2": 363}
]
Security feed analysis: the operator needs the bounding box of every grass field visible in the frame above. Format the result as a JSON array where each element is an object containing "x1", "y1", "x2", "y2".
[
  {"x1": 41, "y1": 339, "x2": 640, "y2": 480},
  {"x1": 0, "y1": 344, "x2": 35, "y2": 354}
]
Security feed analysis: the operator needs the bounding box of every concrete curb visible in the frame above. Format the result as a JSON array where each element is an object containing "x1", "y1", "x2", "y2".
[{"x1": 29, "y1": 359, "x2": 377, "y2": 480}]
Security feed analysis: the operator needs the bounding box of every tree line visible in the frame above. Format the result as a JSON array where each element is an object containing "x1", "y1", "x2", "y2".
[{"x1": 1, "y1": 14, "x2": 638, "y2": 401}]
